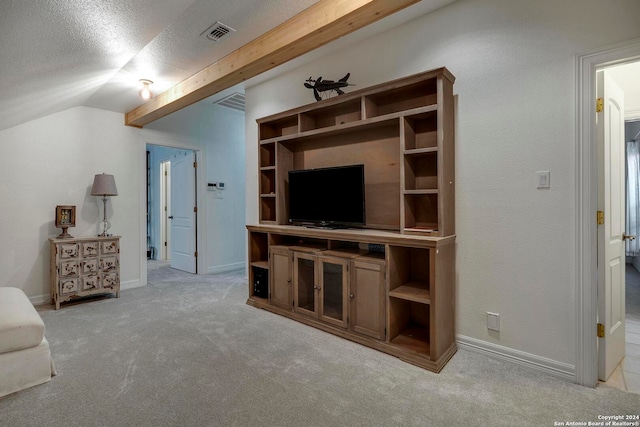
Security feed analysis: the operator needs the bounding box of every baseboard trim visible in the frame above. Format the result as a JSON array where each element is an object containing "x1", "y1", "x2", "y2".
[
  {"x1": 30, "y1": 294, "x2": 51, "y2": 306},
  {"x1": 207, "y1": 262, "x2": 246, "y2": 274},
  {"x1": 121, "y1": 279, "x2": 143, "y2": 290},
  {"x1": 456, "y1": 335, "x2": 576, "y2": 382},
  {"x1": 31, "y1": 280, "x2": 143, "y2": 305}
]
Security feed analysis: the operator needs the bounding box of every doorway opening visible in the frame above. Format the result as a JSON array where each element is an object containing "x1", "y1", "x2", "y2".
[
  {"x1": 576, "y1": 38, "x2": 640, "y2": 388},
  {"x1": 146, "y1": 144, "x2": 199, "y2": 275},
  {"x1": 596, "y1": 60, "x2": 640, "y2": 392}
]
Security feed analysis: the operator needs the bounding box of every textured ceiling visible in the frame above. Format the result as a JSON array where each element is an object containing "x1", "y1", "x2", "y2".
[
  {"x1": 0, "y1": 0, "x2": 318, "y2": 131},
  {"x1": 0, "y1": 0, "x2": 456, "y2": 132}
]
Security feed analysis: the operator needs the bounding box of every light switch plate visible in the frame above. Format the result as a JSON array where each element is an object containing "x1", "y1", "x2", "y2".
[
  {"x1": 487, "y1": 312, "x2": 500, "y2": 332},
  {"x1": 536, "y1": 171, "x2": 550, "y2": 189}
]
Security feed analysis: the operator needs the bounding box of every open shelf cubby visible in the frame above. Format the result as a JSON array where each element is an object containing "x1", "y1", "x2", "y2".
[
  {"x1": 404, "y1": 193, "x2": 439, "y2": 233},
  {"x1": 364, "y1": 78, "x2": 438, "y2": 119},
  {"x1": 300, "y1": 98, "x2": 361, "y2": 132},
  {"x1": 404, "y1": 152, "x2": 438, "y2": 191},
  {"x1": 403, "y1": 111, "x2": 438, "y2": 151},
  {"x1": 260, "y1": 196, "x2": 276, "y2": 223},
  {"x1": 259, "y1": 115, "x2": 298, "y2": 140},
  {"x1": 388, "y1": 246, "x2": 431, "y2": 294},
  {"x1": 260, "y1": 142, "x2": 276, "y2": 167},
  {"x1": 388, "y1": 298, "x2": 431, "y2": 357},
  {"x1": 260, "y1": 168, "x2": 276, "y2": 195}
]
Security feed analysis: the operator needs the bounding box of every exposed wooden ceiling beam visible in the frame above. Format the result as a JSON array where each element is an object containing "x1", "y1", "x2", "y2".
[{"x1": 125, "y1": 0, "x2": 420, "y2": 127}]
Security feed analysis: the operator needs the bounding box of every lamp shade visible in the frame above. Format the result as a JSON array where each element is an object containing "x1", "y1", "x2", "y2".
[{"x1": 91, "y1": 173, "x2": 118, "y2": 196}]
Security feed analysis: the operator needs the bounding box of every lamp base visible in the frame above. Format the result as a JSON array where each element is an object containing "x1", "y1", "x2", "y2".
[
  {"x1": 58, "y1": 226, "x2": 73, "y2": 239},
  {"x1": 98, "y1": 219, "x2": 111, "y2": 237}
]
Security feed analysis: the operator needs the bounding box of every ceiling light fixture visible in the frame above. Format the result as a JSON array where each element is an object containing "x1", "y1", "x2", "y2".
[{"x1": 139, "y1": 79, "x2": 153, "y2": 100}]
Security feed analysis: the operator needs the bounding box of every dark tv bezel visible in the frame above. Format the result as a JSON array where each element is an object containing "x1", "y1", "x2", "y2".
[{"x1": 288, "y1": 164, "x2": 365, "y2": 228}]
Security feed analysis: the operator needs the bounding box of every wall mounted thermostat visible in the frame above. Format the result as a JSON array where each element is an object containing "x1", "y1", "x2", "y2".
[{"x1": 207, "y1": 182, "x2": 226, "y2": 191}]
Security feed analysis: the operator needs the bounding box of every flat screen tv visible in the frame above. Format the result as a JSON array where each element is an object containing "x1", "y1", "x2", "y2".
[{"x1": 288, "y1": 164, "x2": 365, "y2": 228}]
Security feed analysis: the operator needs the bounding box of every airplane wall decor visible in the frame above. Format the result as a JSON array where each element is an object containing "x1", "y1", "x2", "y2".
[{"x1": 304, "y1": 73, "x2": 354, "y2": 101}]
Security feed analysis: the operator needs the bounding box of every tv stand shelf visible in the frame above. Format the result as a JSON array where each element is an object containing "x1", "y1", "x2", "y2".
[
  {"x1": 247, "y1": 224, "x2": 456, "y2": 372},
  {"x1": 249, "y1": 67, "x2": 456, "y2": 373}
]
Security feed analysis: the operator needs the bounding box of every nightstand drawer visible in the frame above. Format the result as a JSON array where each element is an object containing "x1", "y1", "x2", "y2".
[
  {"x1": 101, "y1": 256, "x2": 118, "y2": 271},
  {"x1": 81, "y1": 241, "x2": 99, "y2": 257},
  {"x1": 80, "y1": 275, "x2": 100, "y2": 291},
  {"x1": 102, "y1": 273, "x2": 119, "y2": 290},
  {"x1": 59, "y1": 278, "x2": 78, "y2": 295},
  {"x1": 59, "y1": 243, "x2": 79, "y2": 259},
  {"x1": 60, "y1": 260, "x2": 78, "y2": 277},
  {"x1": 81, "y1": 258, "x2": 99, "y2": 274},
  {"x1": 101, "y1": 240, "x2": 118, "y2": 255}
]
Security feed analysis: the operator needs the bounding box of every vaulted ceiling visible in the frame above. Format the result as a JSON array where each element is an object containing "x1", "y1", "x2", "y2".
[{"x1": 0, "y1": 0, "x2": 454, "y2": 132}]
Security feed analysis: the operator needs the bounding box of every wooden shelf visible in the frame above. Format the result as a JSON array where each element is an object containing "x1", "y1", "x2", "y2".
[
  {"x1": 260, "y1": 165, "x2": 276, "y2": 171},
  {"x1": 300, "y1": 98, "x2": 362, "y2": 131},
  {"x1": 389, "y1": 282, "x2": 431, "y2": 304},
  {"x1": 250, "y1": 260, "x2": 269, "y2": 269},
  {"x1": 404, "y1": 189, "x2": 438, "y2": 195},
  {"x1": 259, "y1": 115, "x2": 298, "y2": 140},
  {"x1": 404, "y1": 147, "x2": 438, "y2": 156},
  {"x1": 262, "y1": 115, "x2": 399, "y2": 145},
  {"x1": 259, "y1": 105, "x2": 439, "y2": 146},
  {"x1": 390, "y1": 325, "x2": 430, "y2": 356},
  {"x1": 403, "y1": 227, "x2": 438, "y2": 236}
]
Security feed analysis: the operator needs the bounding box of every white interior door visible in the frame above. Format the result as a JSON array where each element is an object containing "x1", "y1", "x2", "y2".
[
  {"x1": 170, "y1": 151, "x2": 197, "y2": 273},
  {"x1": 597, "y1": 70, "x2": 626, "y2": 381}
]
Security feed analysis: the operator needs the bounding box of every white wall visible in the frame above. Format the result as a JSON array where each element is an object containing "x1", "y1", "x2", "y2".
[
  {"x1": 0, "y1": 106, "x2": 142, "y2": 303},
  {"x1": 0, "y1": 99, "x2": 246, "y2": 302},
  {"x1": 147, "y1": 102, "x2": 246, "y2": 273},
  {"x1": 244, "y1": 0, "x2": 640, "y2": 369}
]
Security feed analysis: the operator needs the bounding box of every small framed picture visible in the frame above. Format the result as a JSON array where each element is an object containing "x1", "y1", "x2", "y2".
[{"x1": 55, "y1": 205, "x2": 76, "y2": 228}]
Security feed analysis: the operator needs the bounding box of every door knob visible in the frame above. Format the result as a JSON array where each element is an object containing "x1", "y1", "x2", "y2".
[
  {"x1": 349, "y1": 294, "x2": 354, "y2": 299},
  {"x1": 168, "y1": 215, "x2": 174, "y2": 219},
  {"x1": 623, "y1": 233, "x2": 636, "y2": 241}
]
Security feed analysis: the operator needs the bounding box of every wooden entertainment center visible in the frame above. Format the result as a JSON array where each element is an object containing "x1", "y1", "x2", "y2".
[{"x1": 246, "y1": 67, "x2": 456, "y2": 372}]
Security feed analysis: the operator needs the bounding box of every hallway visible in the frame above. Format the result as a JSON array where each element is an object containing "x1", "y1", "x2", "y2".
[{"x1": 602, "y1": 265, "x2": 640, "y2": 393}]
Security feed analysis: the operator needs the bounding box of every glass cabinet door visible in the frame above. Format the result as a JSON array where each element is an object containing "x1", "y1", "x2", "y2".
[
  {"x1": 319, "y1": 257, "x2": 348, "y2": 328},
  {"x1": 294, "y1": 253, "x2": 317, "y2": 316}
]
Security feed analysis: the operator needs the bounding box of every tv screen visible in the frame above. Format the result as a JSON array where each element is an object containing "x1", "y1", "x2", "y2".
[{"x1": 288, "y1": 164, "x2": 365, "y2": 228}]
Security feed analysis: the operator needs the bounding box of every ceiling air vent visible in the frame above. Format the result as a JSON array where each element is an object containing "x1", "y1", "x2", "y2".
[
  {"x1": 212, "y1": 92, "x2": 245, "y2": 112},
  {"x1": 200, "y1": 21, "x2": 236, "y2": 42}
]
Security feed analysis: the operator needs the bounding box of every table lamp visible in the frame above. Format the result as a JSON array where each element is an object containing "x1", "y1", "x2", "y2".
[{"x1": 91, "y1": 173, "x2": 118, "y2": 236}]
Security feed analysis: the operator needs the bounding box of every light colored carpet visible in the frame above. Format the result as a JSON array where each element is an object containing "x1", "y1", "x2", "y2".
[{"x1": 1, "y1": 263, "x2": 639, "y2": 426}]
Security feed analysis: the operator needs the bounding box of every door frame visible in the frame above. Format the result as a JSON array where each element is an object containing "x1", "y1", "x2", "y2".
[
  {"x1": 576, "y1": 37, "x2": 640, "y2": 387},
  {"x1": 139, "y1": 133, "x2": 207, "y2": 287},
  {"x1": 160, "y1": 160, "x2": 171, "y2": 260}
]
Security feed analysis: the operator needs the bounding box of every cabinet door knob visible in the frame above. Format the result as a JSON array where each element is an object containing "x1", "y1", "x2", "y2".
[{"x1": 350, "y1": 294, "x2": 354, "y2": 299}]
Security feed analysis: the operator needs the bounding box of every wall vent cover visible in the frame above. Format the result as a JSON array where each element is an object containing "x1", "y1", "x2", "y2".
[
  {"x1": 200, "y1": 21, "x2": 236, "y2": 42},
  {"x1": 212, "y1": 92, "x2": 245, "y2": 111}
]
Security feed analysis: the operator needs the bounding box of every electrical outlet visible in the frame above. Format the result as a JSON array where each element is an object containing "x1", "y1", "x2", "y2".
[{"x1": 487, "y1": 312, "x2": 500, "y2": 332}]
